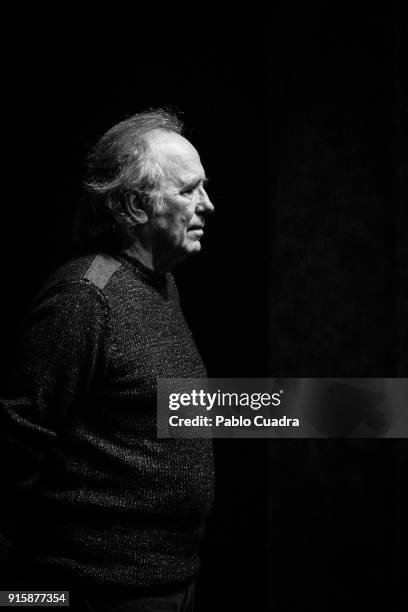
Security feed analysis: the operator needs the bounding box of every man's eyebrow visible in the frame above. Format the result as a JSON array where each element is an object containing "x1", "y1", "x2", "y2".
[{"x1": 181, "y1": 175, "x2": 209, "y2": 190}]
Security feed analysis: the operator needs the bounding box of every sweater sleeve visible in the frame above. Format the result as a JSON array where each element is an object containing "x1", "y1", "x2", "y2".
[{"x1": 0, "y1": 279, "x2": 110, "y2": 530}]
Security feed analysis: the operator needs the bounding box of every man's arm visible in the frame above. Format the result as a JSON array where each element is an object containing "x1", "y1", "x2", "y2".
[{"x1": 0, "y1": 279, "x2": 110, "y2": 539}]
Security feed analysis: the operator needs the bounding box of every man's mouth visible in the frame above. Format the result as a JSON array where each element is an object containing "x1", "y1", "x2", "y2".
[{"x1": 188, "y1": 228, "x2": 204, "y2": 238}]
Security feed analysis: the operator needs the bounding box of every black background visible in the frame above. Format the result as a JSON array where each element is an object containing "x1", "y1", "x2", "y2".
[{"x1": 1, "y1": 6, "x2": 407, "y2": 611}]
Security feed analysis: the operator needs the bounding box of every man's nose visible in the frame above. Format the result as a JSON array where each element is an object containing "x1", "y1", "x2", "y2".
[{"x1": 196, "y1": 188, "x2": 214, "y2": 215}]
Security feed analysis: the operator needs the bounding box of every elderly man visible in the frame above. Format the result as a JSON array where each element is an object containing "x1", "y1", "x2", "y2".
[{"x1": 2, "y1": 110, "x2": 214, "y2": 611}]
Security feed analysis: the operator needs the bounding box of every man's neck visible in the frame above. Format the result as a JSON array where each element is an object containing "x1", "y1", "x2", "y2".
[
  {"x1": 122, "y1": 242, "x2": 176, "y2": 274},
  {"x1": 121, "y1": 243, "x2": 156, "y2": 271}
]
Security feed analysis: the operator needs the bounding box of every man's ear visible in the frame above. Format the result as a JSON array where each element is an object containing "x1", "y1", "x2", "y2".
[{"x1": 125, "y1": 192, "x2": 149, "y2": 225}]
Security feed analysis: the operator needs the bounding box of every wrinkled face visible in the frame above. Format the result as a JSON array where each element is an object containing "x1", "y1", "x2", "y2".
[{"x1": 145, "y1": 130, "x2": 214, "y2": 268}]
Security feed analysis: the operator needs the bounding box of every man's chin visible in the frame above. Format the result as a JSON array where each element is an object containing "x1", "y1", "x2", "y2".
[{"x1": 185, "y1": 238, "x2": 202, "y2": 255}]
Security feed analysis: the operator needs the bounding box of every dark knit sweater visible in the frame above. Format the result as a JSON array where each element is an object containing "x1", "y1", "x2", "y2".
[{"x1": 1, "y1": 252, "x2": 214, "y2": 590}]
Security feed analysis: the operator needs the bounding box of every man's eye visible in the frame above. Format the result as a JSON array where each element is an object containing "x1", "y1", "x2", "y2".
[
  {"x1": 181, "y1": 186, "x2": 196, "y2": 196},
  {"x1": 181, "y1": 179, "x2": 209, "y2": 196}
]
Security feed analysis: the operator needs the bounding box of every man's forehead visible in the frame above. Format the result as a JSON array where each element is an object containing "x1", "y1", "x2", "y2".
[
  {"x1": 145, "y1": 129, "x2": 204, "y2": 181},
  {"x1": 145, "y1": 130, "x2": 198, "y2": 161}
]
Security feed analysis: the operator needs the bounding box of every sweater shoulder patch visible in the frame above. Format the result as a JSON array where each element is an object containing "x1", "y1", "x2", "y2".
[{"x1": 83, "y1": 253, "x2": 122, "y2": 290}]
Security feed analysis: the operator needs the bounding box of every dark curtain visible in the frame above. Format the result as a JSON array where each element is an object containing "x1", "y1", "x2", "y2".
[{"x1": 263, "y1": 9, "x2": 407, "y2": 611}]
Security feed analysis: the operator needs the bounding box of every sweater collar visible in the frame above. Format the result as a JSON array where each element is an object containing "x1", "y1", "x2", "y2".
[{"x1": 110, "y1": 251, "x2": 169, "y2": 293}]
